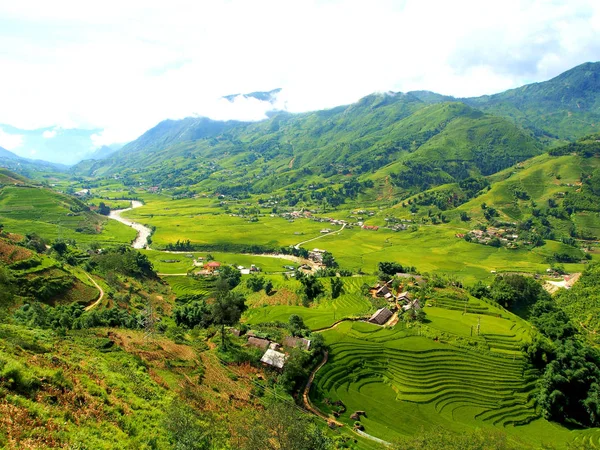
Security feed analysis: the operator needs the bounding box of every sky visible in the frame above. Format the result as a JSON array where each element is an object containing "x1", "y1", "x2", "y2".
[{"x1": 0, "y1": 0, "x2": 599, "y2": 164}]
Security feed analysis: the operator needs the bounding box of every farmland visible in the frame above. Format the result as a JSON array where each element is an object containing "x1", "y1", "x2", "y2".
[{"x1": 309, "y1": 302, "x2": 591, "y2": 449}]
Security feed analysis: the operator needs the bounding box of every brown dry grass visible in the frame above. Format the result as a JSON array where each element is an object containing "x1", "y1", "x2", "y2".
[
  {"x1": 0, "y1": 402, "x2": 66, "y2": 449},
  {"x1": 0, "y1": 239, "x2": 32, "y2": 264}
]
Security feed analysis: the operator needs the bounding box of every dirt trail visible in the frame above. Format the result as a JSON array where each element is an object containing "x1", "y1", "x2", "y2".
[
  {"x1": 294, "y1": 223, "x2": 346, "y2": 249},
  {"x1": 84, "y1": 273, "x2": 104, "y2": 311},
  {"x1": 543, "y1": 272, "x2": 581, "y2": 294},
  {"x1": 302, "y1": 351, "x2": 343, "y2": 425}
]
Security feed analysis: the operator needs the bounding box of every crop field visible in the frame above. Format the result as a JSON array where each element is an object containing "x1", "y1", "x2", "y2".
[
  {"x1": 244, "y1": 277, "x2": 375, "y2": 330},
  {"x1": 165, "y1": 276, "x2": 214, "y2": 297},
  {"x1": 311, "y1": 320, "x2": 589, "y2": 448},
  {"x1": 313, "y1": 226, "x2": 586, "y2": 284},
  {"x1": 125, "y1": 209, "x2": 325, "y2": 249},
  {"x1": 143, "y1": 250, "x2": 299, "y2": 274}
]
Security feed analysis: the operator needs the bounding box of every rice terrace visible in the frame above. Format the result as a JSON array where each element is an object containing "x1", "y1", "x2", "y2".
[{"x1": 2, "y1": 11, "x2": 600, "y2": 449}]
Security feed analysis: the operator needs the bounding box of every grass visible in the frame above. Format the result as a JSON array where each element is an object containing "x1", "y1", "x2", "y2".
[
  {"x1": 165, "y1": 276, "x2": 213, "y2": 297},
  {"x1": 122, "y1": 196, "x2": 326, "y2": 249},
  {"x1": 0, "y1": 186, "x2": 136, "y2": 246}
]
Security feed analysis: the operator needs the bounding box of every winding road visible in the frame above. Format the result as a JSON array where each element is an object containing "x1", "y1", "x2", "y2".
[
  {"x1": 294, "y1": 223, "x2": 346, "y2": 249},
  {"x1": 84, "y1": 273, "x2": 104, "y2": 311},
  {"x1": 108, "y1": 200, "x2": 152, "y2": 249}
]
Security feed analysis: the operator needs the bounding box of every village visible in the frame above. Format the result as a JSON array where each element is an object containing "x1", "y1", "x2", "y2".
[{"x1": 457, "y1": 225, "x2": 525, "y2": 249}]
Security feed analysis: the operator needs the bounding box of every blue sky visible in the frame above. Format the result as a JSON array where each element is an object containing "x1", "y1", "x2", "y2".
[{"x1": 0, "y1": 0, "x2": 599, "y2": 164}]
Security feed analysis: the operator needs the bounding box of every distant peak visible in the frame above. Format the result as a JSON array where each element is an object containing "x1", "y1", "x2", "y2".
[{"x1": 223, "y1": 88, "x2": 282, "y2": 104}]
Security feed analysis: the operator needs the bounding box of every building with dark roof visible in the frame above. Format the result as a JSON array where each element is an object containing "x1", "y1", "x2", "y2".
[{"x1": 368, "y1": 307, "x2": 393, "y2": 325}]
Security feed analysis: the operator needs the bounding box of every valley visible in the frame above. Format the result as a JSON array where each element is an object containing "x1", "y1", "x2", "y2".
[{"x1": 2, "y1": 62, "x2": 600, "y2": 449}]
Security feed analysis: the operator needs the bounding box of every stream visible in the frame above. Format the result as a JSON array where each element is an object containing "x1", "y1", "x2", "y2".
[{"x1": 108, "y1": 200, "x2": 152, "y2": 249}]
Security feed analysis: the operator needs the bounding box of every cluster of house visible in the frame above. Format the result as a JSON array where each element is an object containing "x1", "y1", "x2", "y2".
[
  {"x1": 367, "y1": 281, "x2": 422, "y2": 325},
  {"x1": 73, "y1": 188, "x2": 90, "y2": 197},
  {"x1": 242, "y1": 331, "x2": 312, "y2": 370},
  {"x1": 308, "y1": 248, "x2": 326, "y2": 264},
  {"x1": 191, "y1": 259, "x2": 261, "y2": 276},
  {"x1": 458, "y1": 226, "x2": 522, "y2": 248}
]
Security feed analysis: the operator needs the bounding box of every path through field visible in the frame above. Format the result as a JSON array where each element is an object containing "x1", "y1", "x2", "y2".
[
  {"x1": 294, "y1": 223, "x2": 346, "y2": 249},
  {"x1": 108, "y1": 200, "x2": 152, "y2": 249},
  {"x1": 84, "y1": 273, "x2": 104, "y2": 311}
]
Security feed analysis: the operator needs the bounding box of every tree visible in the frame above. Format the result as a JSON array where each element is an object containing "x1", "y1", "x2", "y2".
[
  {"x1": 52, "y1": 239, "x2": 68, "y2": 256},
  {"x1": 537, "y1": 339, "x2": 600, "y2": 427},
  {"x1": 212, "y1": 291, "x2": 247, "y2": 347},
  {"x1": 297, "y1": 274, "x2": 323, "y2": 305},
  {"x1": 488, "y1": 274, "x2": 548, "y2": 311},
  {"x1": 218, "y1": 265, "x2": 242, "y2": 290},
  {"x1": 330, "y1": 277, "x2": 343, "y2": 299},
  {"x1": 233, "y1": 399, "x2": 331, "y2": 450},
  {"x1": 246, "y1": 275, "x2": 265, "y2": 292},
  {"x1": 97, "y1": 202, "x2": 111, "y2": 216},
  {"x1": 288, "y1": 314, "x2": 307, "y2": 337},
  {"x1": 264, "y1": 279, "x2": 273, "y2": 295},
  {"x1": 459, "y1": 211, "x2": 470, "y2": 222},
  {"x1": 392, "y1": 428, "x2": 520, "y2": 450},
  {"x1": 164, "y1": 399, "x2": 211, "y2": 449},
  {"x1": 321, "y1": 252, "x2": 337, "y2": 268}
]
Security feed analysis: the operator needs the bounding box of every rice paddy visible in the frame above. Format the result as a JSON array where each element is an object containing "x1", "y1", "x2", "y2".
[
  {"x1": 244, "y1": 277, "x2": 375, "y2": 330},
  {"x1": 310, "y1": 319, "x2": 589, "y2": 448},
  {"x1": 165, "y1": 276, "x2": 213, "y2": 297}
]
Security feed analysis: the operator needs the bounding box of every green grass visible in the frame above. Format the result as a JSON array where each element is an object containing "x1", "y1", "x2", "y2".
[
  {"x1": 0, "y1": 186, "x2": 136, "y2": 246},
  {"x1": 142, "y1": 249, "x2": 299, "y2": 274},
  {"x1": 123, "y1": 196, "x2": 326, "y2": 249}
]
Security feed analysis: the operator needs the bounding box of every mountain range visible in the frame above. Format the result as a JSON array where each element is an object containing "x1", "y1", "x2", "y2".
[
  {"x1": 65, "y1": 62, "x2": 599, "y2": 199},
  {"x1": 0, "y1": 145, "x2": 67, "y2": 175},
  {"x1": 2, "y1": 62, "x2": 600, "y2": 185}
]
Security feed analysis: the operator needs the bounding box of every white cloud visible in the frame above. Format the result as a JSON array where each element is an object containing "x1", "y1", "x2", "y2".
[
  {"x1": 0, "y1": 0, "x2": 598, "y2": 153},
  {"x1": 0, "y1": 128, "x2": 24, "y2": 150},
  {"x1": 42, "y1": 129, "x2": 57, "y2": 138},
  {"x1": 30, "y1": 149, "x2": 37, "y2": 155}
]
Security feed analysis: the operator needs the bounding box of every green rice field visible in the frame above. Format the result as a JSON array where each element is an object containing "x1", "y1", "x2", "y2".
[{"x1": 311, "y1": 319, "x2": 594, "y2": 449}]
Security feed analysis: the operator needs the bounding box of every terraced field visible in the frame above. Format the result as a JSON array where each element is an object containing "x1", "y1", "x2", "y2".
[
  {"x1": 166, "y1": 276, "x2": 213, "y2": 297},
  {"x1": 426, "y1": 291, "x2": 531, "y2": 355},
  {"x1": 244, "y1": 277, "x2": 375, "y2": 330},
  {"x1": 310, "y1": 319, "x2": 592, "y2": 448},
  {"x1": 0, "y1": 186, "x2": 136, "y2": 246}
]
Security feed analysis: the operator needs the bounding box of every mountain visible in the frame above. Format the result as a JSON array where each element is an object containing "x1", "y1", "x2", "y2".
[
  {"x1": 71, "y1": 62, "x2": 600, "y2": 196},
  {"x1": 411, "y1": 62, "x2": 600, "y2": 142},
  {"x1": 72, "y1": 92, "x2": 541, "y2": 198},
  {"x1": 0, "y1": 145, "x2": 67, "y2": 175},
  {"x1": 223, "y1": 88, "x2": 282, "y2": 104},
  {"x1": 89, "y1": 143, "x2": 123, "y2": 160}
]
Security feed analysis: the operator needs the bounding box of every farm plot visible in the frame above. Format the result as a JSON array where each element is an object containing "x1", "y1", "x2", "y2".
[
  {"x1": 166, "y1": 276, "x2": 213, "y2": 297},
  {"x1": 311, "y1": 321, "x2": 587, "y2": 448},
  {"x1": 243, "y1": 277, "x2": 375, "y2": 330}
]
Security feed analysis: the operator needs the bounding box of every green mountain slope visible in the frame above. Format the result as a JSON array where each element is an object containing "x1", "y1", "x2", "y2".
[
  {"x1": 72, "y1": 95, "x2": 541, "y2": 199},
  {"x1": 410, "y1": 62, "x2": 600, "y2": 142},
  {"x1": 0, "y1": 170, "x2": 135, "y2": 246}
]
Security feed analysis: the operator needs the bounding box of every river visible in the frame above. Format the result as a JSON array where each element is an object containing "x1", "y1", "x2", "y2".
[{"x1": 108, "y1": 200, "x2": 152, "y2": 249}]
